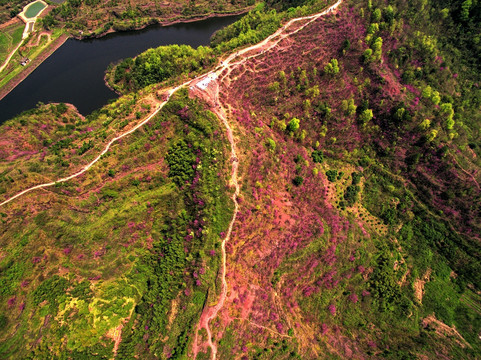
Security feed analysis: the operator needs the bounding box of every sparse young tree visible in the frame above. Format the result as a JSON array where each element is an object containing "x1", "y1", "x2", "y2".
[
  {"x1": 278, "y1": 70, "x2": 287, "y2": 88},
  {"x1": 305, "y1": 85, "x2": 320, "y2": 99},
  {"x1": 419, "y1": 118, "x2": 431, "y2": 130},
  {"x1": 427, "y1": 129, "x2": 438, "y2": 142},
  {"x1": 431, "y1": 91, "x2": 441, "y2": 105},
  {"x1": 359, "y1": 109, "x2": 374, "y2": 125},
  {"x1": 341, "y1": 98, "x2": 357, "y2": 116},
  {"x1": 440, "y1": 102, "x2": 455, "y2": 129},
  {"x1": 421, "y1": 85, "x2": 432, "y2": 99},
  {"x1": 266, "y1": 138, "x2": 276, "y2": 151},
  {"x1": 372, "y1": 37, "x2": 383, "y2": 61},
  {"x1": 372, "y1": 8, "x2": 382, "y2": 22},
  {"x1": 362, "y1": 48, "x2": 373, "y2": 64},
  {"x1": 324, "y1": 58, "x2": 340, "y2": 75},
  {"x1": 287, "y1": 117, "x2": 300, "y2": 132}
]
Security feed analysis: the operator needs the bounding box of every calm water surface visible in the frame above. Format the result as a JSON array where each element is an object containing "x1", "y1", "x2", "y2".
[{"x1": 0, "y1": 15, "x2": 238, "y2": 123}]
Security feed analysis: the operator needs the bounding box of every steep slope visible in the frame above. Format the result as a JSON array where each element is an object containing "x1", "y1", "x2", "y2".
[
  {"x1": 0, "y1": 89, "x2": 234, "y2": 359},
  {"x1": 0, "y1": 0, "x2": 480, "y2": 359},
  {"x1": 190, "y1": 1, "x2": 481, "y2": 358}
]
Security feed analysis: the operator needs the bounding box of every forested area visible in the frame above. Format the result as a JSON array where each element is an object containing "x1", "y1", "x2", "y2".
[{"x1": 107, "y1": 45, "x2": 215, "y2": 93}]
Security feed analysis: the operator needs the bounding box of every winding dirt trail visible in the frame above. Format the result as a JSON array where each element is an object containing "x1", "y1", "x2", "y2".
[
  {"x1": 191, "y1": 79, "x2": 240, "y2": 359},
  {"x1": 0, "y1": 0, "x2": 341, "y2": 208},
  {"x1": 0, "y1": 86, "x2": 180, "y2": 207},
  {"x1": 192, "y1": 1, "x2": 342, "y2": 359},
  {"x1": 0, "y1": 2, "x2": 342, "y2": 356},
  {"x1": 0, "y1": 42, "x2": 23, "y2": 74}
]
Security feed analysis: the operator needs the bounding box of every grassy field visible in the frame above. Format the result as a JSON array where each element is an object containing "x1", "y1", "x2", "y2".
[
  {"x1": 0, "y1": 23, "x2": 24, "y2": 65},
  {"x1": 0, "y1": 27, "x2": 64, "y2": 90}
]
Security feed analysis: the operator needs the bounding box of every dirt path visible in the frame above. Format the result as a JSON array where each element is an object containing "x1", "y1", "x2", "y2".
[
  {"x1": 192, "y1": 1, "x2": 342, "y2": 358},
  {"x1": 0, "y1": 2, "x2": 343, "y2": 357},
  {"x1": 0, "y1": 0, "x2": 341, "y2": 205},
  {"x1": 0, "y1": 86, "x2": 180, "y2": 207},
  {"x1": 0, "y1": 41, "x2": 23, "y2": 74},
  {"x1": 191, "y1": 78, "x2": 240, "y2": 359},
  {"x1": 30, "y1": 32, "x2": 52, "y2": 47}
]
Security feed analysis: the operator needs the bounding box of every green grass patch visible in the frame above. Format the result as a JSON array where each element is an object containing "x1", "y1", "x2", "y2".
[{"x1": 0, "y1": 23, "x2": 24, "y2": 65}]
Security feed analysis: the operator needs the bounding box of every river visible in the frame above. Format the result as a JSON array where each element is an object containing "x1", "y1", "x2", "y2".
[{"x1": 0, "y1": 15, "x2": 239, "y2": 124}]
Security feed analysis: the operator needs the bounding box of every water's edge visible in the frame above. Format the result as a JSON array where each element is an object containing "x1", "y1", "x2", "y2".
[{"x1": 0, "y1": 14, "x2": 240, "y2": 124}]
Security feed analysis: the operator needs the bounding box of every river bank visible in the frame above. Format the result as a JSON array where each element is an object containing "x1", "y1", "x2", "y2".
[
  {"x1": 0, "y1": 33, "x2": 68, "y2": 102},
  {"x1": 0, "y1": 10, "x2": 246, "y2": 108},
  {"x1": 0, "y1": 14, "x2": 241, "y2": 122},
  {"x1": 72, "y1": 8, "x2": 251, "y2": 40}
]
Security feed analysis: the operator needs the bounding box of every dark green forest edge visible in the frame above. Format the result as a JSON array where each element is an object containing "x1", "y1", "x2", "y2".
[{"x1": 0, "y1": 0, "x2": 481, "y2": 358}]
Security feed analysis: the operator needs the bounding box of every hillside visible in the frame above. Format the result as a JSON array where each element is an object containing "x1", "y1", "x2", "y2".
[
  {"x1": 38, "y1": 0, "x2": 254, "y2": 38},
  {"x1": 0, "y1": 0, "x2": 480, "y2": 359}
]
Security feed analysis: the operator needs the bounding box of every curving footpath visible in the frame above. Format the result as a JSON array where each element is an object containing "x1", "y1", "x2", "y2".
[
  {"x1": 0, "y1": 42, "x2": 23, "y2": 74},
  {"x1": 0, "y1": 87, "x2": 179, "y2": 207},
  {"x1": 193, "y1": 1, "x2": 342, "y2": 359},
  {"x1": 0, "y1": 0, "x2": 342, "y2": 209},
  {"x1": 0, "y1": 2, "x2": 342, "y2": 358}
]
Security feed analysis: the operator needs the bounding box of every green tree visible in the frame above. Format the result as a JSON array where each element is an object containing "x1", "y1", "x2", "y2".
[
  {"x1": 419, "y1": 118, "x2": 431, "y2": 130},
  {"x1": 311, "y1": 150, "x2": 324, "y2": 163},
  {"x1": 266, "y1": 138, "x2": 276, "y2": 151},
  {"x1": 362, "y1": 48, "x2": 373, "y2": 63},
  {"x1": 278, "y1": 70, "x2": 287, "y2": 88},
  {"x1": 292, "y1": 176, "x2": 303, "y2": 186},
  {"x1": 384, "y1": 5, "x2": 394, "y2": 24},
  {"x1": 341, "y1": 98, "x2": 357, "y2": 116},
  {"x1": 372, "y1": 8, "x2": 382, "y2": 23},
  {"x1": 421, "y1": 85, "x2": 432, "y2": 99},
  {"x1": 431, "y1": 90, "x2": 441, "y2": 105},
  {"x1": 461, "y1": 0, "x2": 472, "y2": 22},
  {"x1": 324, "y1": 58, "x2": 339, "y2": 75},
  {"x1": 267, "y1": 81, "x2": 280, "y2": 93},
  {"x1": 372, "y1": 37, "x2": 383, "y2": 61},
  {"x1": 287, "y1": 117, "x2": 300, "y2": 132},
  {"x1": 427, "y1": 129, "x2": 438, "y2": 142},
  {"x1": 358, "y1": 109, "x2": 373, "y2": 125},
  {"x1": 305, "y1": 85, "x2": 320, "y2": 99},
  {"x1": 440, "y1": 103, "x2": 455, "y2": 129}
]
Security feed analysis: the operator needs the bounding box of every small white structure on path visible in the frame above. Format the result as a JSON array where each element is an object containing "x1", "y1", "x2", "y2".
[{"x1": 196, "y1": 73, "x2": 218, "y2": 90}]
